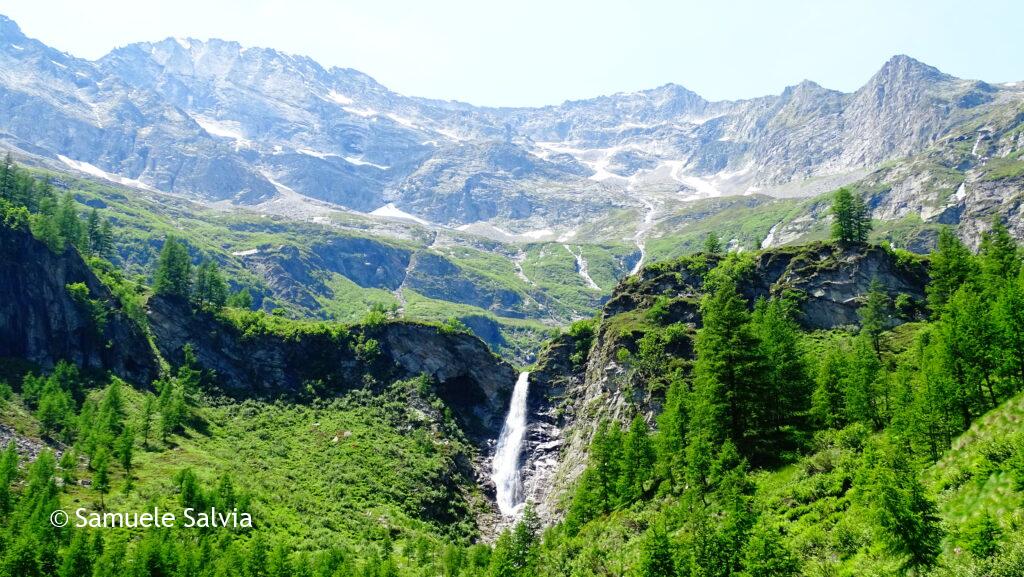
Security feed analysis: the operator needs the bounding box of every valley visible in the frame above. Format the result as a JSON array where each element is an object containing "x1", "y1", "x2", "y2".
[{"x1": 1, "y1": 8, "x2": 1024, "y2": 577}]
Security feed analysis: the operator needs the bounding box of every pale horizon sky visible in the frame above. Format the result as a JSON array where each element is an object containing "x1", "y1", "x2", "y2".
[{"x1": 4, "y1": 0, "x2": 1023, "y2": 107}]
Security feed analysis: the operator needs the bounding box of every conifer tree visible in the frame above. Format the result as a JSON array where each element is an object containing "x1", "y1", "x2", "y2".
[
  {"x1": 32, "y1": 194, "x2": 64, "y2": 251},
  {"x1": 994, "y1": 272, "x2": 1024, "y2": 391},
  {"x1": 812, "y1": 346, "x2": 848, "y2": 429},
  {"x1": 927, "y1": 228, "x2": 976, "y2": 314},
  {"x1": 831, "y1": 188, "x2": 871, "y2": 244},
  {"x1": 638, "y1": 525, "x2": 676, "y2": 577},
  {"x1": 859, "y1": 279, "x2": 891, "y2": 351},
  {"x1": 85, "y1": 208, "x2": 101, "y2": 255},
  {"x1": 56, "y1": 192, "x2": 83, "y2": 250},
  {"x1": 96, "y1": 219, "x2": 114, "y2": 259},
  {"x1": 704, "y1": 231, "x2": 723, "y2": 255},
  {"x1": 739, "y1": 522, "x2": 800, "y2": 577},
  {"x1": 154, "y1": 236, "x2": 192, "y2": 299},
  {"x1": 617, "y1": 415, "x2": 655, "y2": 504},
  {"x1": 979, "y1": 215, "x2": 1020, "y2": 285},
  {"x1": 854, "y1": 439, "x2": 943, "y2": 568},
  {"x1": 687, "y1": 274, "x2": 764, "y2": 462},
  {"x1": 844, "y1": 334, "x2": 882, "y2": 428},
  {"x1": 750, "y1": 298, "x2": 808, "y2": 436}
]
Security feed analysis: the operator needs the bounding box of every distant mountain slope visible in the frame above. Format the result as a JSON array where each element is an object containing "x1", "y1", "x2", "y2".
[{"x1": 1, "y1": 14, "x2": 1022, "y2": 239}]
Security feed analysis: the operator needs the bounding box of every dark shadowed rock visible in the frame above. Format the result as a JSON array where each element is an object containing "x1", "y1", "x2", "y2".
[{"x1": 0, "y1": 223, "x2": 157, "y2": 382}]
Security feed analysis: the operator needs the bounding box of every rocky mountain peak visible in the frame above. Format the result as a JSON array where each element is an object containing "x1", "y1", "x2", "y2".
[
  {"x1": 862, "y1": 53, "x2": 953, "y2": 98},
  {"x1": 0, "y1": 13, "x2": 25, "y2": 41}
]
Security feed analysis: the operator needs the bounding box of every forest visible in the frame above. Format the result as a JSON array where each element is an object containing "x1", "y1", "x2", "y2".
[{"x1": 3, "y1": 158, "x2": 1024, "y2": 576}]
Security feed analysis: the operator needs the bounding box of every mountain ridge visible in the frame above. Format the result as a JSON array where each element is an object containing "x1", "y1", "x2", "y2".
[{"x1": 3, "y1": 11, "x2": 1020, "y2": 233}]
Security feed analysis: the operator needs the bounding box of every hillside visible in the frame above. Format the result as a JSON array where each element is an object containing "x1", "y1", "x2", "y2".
[{"x1": 6, "y1": 171, "x2": 1024, "y2": 575}]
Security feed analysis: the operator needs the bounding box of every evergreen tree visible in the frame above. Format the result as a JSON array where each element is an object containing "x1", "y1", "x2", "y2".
[
  {"x1": 844, "y1": 334, "x2": 881, "y2": 428},
  {"x1": 489, "y1": 507, "x2": 537, "y2": 577},
  {"x1": 58, "y1": 449, "x2": 77, "y2": 487},
  {"x1": 617, "y1": 415, "x2": 655, "y2": 504},
  {"x1": 739, "y1": 522, "x2": 800, "y2": 577},
  {"x1": 56, "y1": 192, "x2": 83, "y2": 250},
  {"x1": 96, "y1": 219, "x2": 114, "y2": 259},
  {"x1": 0, "y1": 152, "x2": 14, "y2": 201},
  {"x1": 961, "y1": 511, "x2": 1001, "y2": 558},
  {"x1": 116, "y1": 425, "x2": 134, "y2": 473},
  {"x1": 994, "y1": 273, "x2": 1024, "y2": 391},
  {"x1": 638, "y1": 525, "x2": 676, "y2": 577},
  {"x1": 139, "y1": 395, "x2": 155, "y2": 449},
  {"x1": 750, "y1": 298, "x2": 808, "y2": 437},
  {"x1": 176, "y1": 468, "x2": 205, "y2": 510},
  {"x1": 58, "y1": 531, "x2": 96, "y2": 577},
  {"x1": 194, "y1": 259, "x2": 228, "y2": 309},
  {"x1": 979, "y1": 215, "x2": 1020, "y2": 286},
  {"x1": 159, "y1": 380, "x2": 187, "y2": 441},
  {"x1": 687, "y1": 274, "x2": 765, "y2": 468},
  {"x1": 0, "y1": 441, "x2": 18, "y2": 515},
  {"x1": 36, "y1": 380, "x2": 73, "y2": 440},
  {"x1": 859, "y1": 279, "x2": 891, "y2": 351},
  {"x1": 154, "y1": 236, "x2": 193, "y2": 299},
  {"x1": 831, "y1": 188, "x2": 871, "y2": 244},
  {"x1": 656, "y1": 375, "x2": 688, "y2": 488},
  {"x1": 854, "y1": 439, "x2": 943, "y2": 568},
  {"x1": 812, "y1": 346, "x2": 848, "y2": 429},
  {"x1": 704, "y1": 231, "x2": 723, "y2": 255},
  {"x1": 939, "y1": 286, "x2": 999, "y2": 427},
  {"x1": 85, "y1": 208, "x2": 101, "y2": 255},
  {"x1": 228, "y1": 287, "x2": 255, "y2": 310},
  {"x1": 927, "y1": 228, "x2": 976, "y2": 314},
  {"x1": 31, "y1": 194, "x2": 64, "y2": 251}
]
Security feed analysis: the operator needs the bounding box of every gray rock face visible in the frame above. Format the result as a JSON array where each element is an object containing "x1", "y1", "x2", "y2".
[
  {"x1": 146, "y1": 295, "x2": 517, "y2": 440},
  {"x1": 1, "y1": 13, "x2": 1021, "y2": 233},
  {"x1": 0, "y1": 223, "x2": 157, "y2": 382}
]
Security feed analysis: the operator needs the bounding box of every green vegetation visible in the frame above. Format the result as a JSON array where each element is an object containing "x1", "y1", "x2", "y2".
[
  {"x1": 831, "y1": 187, "x2": 872, "y2": 244},
  {"x1": 979, "y1": 151, "x2": 1024, "y2": 181},
  {"x1": 525, "y1": 218, "x2": 1024, "y2": 576}
]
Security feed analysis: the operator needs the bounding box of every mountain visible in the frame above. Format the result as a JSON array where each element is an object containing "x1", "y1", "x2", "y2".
[{"x1": 2, "y1": 14, "x2": 1022, "y2": 239}]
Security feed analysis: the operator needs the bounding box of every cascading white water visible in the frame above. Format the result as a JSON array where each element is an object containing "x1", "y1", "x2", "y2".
[{"x1": 492, "y1": 371, "x2": 530, "y2": 516}]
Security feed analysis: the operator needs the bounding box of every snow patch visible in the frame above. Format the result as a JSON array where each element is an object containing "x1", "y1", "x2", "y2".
[
  {"x1": 342, "y1": 106, "x2": 378, "y2": 117},
  {"x1": 57, "y1": 155, "x2": 153, "y2": 190},
  {"x1": 297, "y1": 148, "x2": 330, "y2": 159},
  {"x1": 194, "y1": 117, "x2": 248, "y2": 144},
  {"x1": 343, "y1": 156, "x2": 389, "y2": 170},
  {"x1": 520, "y1": 228, "x2": 554, "y2": 240},
  {"x1": 385, "y1": 113, "x2": 418, "y2": 129},
  {"x1": 326, "y1": 90, "x2": 353, "y2": 105},
  {"x1": 370, "y1": 203, "x2": 431, "y2": 226},
  {"x1": 231, "y1": 248, "x2": 259, "y2": 257}
]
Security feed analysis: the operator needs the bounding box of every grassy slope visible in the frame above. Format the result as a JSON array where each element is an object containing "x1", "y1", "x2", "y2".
[{"x1": 2, "y1": 378, "x2": 483, "y2": 559}]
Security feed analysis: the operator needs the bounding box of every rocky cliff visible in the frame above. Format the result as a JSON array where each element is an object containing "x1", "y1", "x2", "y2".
[
  {"x1": 0, "y1": 218, "x2": 518, "y2": 445},
  {"x1": 147, "y1": 295, "x2": 518, "y2": 441},
  {"x1": 0, "y1": 223, "x2": 158, "y2": 382},
  {"x1": 522, "y1": 242, "x2": 930, "y2": 523}
]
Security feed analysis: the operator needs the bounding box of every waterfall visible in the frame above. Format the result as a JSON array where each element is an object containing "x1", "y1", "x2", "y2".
[{"x1": 492, "y1": 371, "x2": 530, "y2": 516}]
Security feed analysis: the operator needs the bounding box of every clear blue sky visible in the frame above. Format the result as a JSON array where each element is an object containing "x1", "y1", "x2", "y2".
[{"x1": 4, "y1": 0, "x2": 1023, "y2": 107}]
